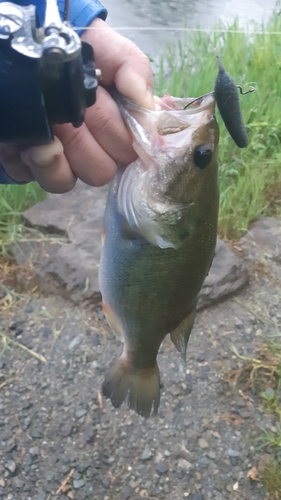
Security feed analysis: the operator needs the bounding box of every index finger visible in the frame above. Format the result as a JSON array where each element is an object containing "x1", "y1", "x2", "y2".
[{"x1": 82, "y1": 18, "x2": 155, "y2": 110}]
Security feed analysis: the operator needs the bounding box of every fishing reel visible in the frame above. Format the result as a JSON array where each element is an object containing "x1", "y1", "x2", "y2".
[{"x1": 0, "y1": 0, "x2": 100, "y2": 144}]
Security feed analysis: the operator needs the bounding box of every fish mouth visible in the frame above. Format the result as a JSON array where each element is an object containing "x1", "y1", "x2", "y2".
[
  {"x1": 155, "y1": 94, "x2": 216, "y2": 137},
  {"x1": 111, "y1": 85, "x2": 215, "y2": 114},
  {"x1": 153, "y1": 93, "x2": 215, "y2": 113},
  {"x1": 112, "y1": 87, "x2": 216, "y2": 139}
]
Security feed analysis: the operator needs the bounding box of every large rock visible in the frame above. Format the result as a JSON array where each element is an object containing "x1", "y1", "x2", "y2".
[
  {"x1": 197, "y1": 238, "x2": 249, "y2": 310},
  {"x1": 14, "y1": 182, "x2": 107, "y2": 303},
  {"x1": 240, "y1": 217, "x2": 281, "y2": 263},
  {"x1": 13, "y1": 181, "x2": 248, "y2": 307}
]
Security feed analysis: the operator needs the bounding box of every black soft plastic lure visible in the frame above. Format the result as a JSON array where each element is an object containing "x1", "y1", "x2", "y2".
[{"x1": 214, "y1": 56, "x2": 249, "y2": 148}]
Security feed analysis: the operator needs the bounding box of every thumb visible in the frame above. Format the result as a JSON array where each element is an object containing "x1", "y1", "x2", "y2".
[{"x1": 114, "y1": 59, "x2": 155, "y2": 110}]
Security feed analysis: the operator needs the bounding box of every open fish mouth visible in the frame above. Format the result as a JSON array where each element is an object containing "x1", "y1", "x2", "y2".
[
  {"x1": 112, "y1": 86, "x2": 216, "y2": 136},
  {"x1": 111, "y1": 88, "x2": 216, "y2": 169}
]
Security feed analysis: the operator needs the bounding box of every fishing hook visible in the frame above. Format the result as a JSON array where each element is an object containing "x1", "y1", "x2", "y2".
[
  {"x1": 183, "y1": 92, "x2": 214, "y2": 109},
  {"x1": 236, "y1": 85, "x2": 256, "y2": 95},
  {"x1": 183, "y1": 85, "x2": 256, "y2": 110}
]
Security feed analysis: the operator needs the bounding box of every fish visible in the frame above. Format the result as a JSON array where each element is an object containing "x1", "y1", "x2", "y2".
[
  {"x1": 214, "y1": 55, "x2": 249, "y2": 148},
  {"x1": 99, "y1": 90, "x2": 220, "y2": 418}
]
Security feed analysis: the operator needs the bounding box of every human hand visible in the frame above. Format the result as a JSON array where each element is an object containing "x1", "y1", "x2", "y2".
[{"x1": 0, "y1": 18, "x2": 154, "y2": 193}]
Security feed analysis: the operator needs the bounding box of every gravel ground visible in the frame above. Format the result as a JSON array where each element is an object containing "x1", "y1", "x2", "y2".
[{"x1": 0, "y1": 241, "x2": 280, "y2": 500}]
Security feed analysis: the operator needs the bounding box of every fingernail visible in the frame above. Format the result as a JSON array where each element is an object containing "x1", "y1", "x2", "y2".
[
  {"x1": 145, "y1": 86, "x2": 155, "y2": 110},
  {"x1": 21, "y1": 138, "x2": 63, "y2": 166},
  {"x1": 117, "y1": 71, "x2": 155, "y2": 111},
  {"x1": 134, "y1": 80, "x2": 155, "y2": 110}
]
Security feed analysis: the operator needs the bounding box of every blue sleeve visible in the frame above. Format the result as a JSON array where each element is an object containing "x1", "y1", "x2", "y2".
[
  {"x1": 0, "y1": 0, "x2": 107, "y2": 184},
  {"x1": 57, "y1": 0, "x2": 107, "y2": 35},
  {"x1": 0, "y1": 165, "x2": 28, "y2": 185},
  {"x1": 5, "y1": 1, "x2": 107, "y2": 33}
]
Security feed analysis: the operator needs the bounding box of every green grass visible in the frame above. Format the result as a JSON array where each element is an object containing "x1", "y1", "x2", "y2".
[
  {"x1": 0, "y1": 183, "x2": 45, "y2": 255},
  {"x1": 154, "y1": 12, "x2": 281, "y2": 239},
  {"x1": 258, "y1": 340, "x2": 281, "y2": 498},
  {"x1": 260, "y1": 457, "x2": 281, "y2": 500},
  {"x1": 230, "y1": 337, "x2": 281, "y2": 498}
]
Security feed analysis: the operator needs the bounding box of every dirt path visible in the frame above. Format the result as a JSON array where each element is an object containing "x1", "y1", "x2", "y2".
[{"x1": 0, "y1": 223, "x2": 280, "y2": 500}]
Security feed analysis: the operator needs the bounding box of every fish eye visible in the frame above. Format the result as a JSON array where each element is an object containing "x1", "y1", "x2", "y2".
[{"x1": 194, "y1": 145, "x2": 213, "y2": 169}]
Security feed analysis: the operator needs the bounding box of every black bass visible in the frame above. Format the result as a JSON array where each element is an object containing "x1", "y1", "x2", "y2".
[{"x1": 99, "y1": 92, "x2": 219, "y2": 418}]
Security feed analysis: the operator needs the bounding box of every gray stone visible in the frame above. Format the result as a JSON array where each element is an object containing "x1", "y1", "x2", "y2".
[
  {"x1": 156, "y1": 461, "x2": 169, "y2": 475},
  {"x1": 227, "y1": 449, "x2": 240, "y2": 457},
  {"x1": 198, "y1": 438, "x2": 209, "y2": 449},
  {"x1": 73, "y1": 471, "x2": 82, "y2": 480},
  {"x1": 23, "y1": 416, "x2": 31, "y2": 430},
  {"x1": 102, "y1": 476, "x2": 111, "y2": 488},
  {"x1": 234, "y1": 318, "x2": 243, "y2": 329},
  {"x1": 75, "y1": 408, "x2": 87, "y2": 419},
  {"x1": 73, "y1": 479, "x2": 84, "y2": 489},
  {"x1": 117, "y1": 486, "x2": 133, "y2": 500},
  {"x1": 198, "y1": 456, "x2": 210, "y2": 468},
  {"x1": 83, "y1": 428, "x2": 95, "y2": 444},
  {"x1": 155, "y1": 451, "x2": 164, "y2": 463},
  {"x1": 5, "y1": 461, "x2": 16, "y2": 474},
  {"x1": 60, "y1": 423, "x2": 72, "y2": 437},
  {"x1": 13, "y1": 182, "x2": 248, "y2": 308},
  {"x1": 29, "y1": 446, "x2": 39, "y2": 457},
  {"x1": 6, "y1": 441, "x2": 17, "y2": 453},
  {"x1": 178, "y1": 459, "x2": 192, "y2": 472},
  {"x1": 35, "y1": 491, "x2": 46, "y2": 500},
  {"x1": 192, "y1": 494, "x2": 204, "y2": 500},
  {"x1": 241, "y1": 217, "x2": 281, "y2": 260},
  {"x1": 229, "y1": 456, "x2": 238, "y2": 466},
  {"x1": 263, "y1": 387, "x2": 275, "y2": 399},
  {"x1": 13, "y1": 478, "x2": 24, "y2": 489},
  {"x1": 197, "y1": 238, "x2": 249, "y2": 310},
  {"x1": 68, "y1": 337, "x2": 81, "y2": 350},
  {"x1": 29, "y1": 427, "x2": 42, "y2": 439},
  {"x1": 129, "y1": 479, "x2": 140, "y2": 488},
  {"x1": 141, "y1": 447, "x2": 152, "y2": 460}
]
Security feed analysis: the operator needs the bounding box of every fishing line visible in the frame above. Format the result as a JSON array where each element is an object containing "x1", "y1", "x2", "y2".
[{"x1": 73, "y1": 26, "x2": 281, "y2": 35}]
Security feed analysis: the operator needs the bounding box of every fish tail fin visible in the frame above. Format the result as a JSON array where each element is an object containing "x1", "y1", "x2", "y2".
[
  {"x1": 170, "y1": 307, "x2": 196, "y2": 361},
  {"x1": 102, "y1": 357, "x2": 160, "y2": 419}
]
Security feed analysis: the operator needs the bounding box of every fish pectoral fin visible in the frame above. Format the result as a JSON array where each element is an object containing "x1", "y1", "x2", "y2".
[
  {"x1": 102, "y1": 357, "x2": 160, "y2": 419},
  {"x1": 102, "y1": 302, "x2": 123, "y2": 340},
  {"x1": 170, "y1": 307, "x2": 197, "y2": 361}
]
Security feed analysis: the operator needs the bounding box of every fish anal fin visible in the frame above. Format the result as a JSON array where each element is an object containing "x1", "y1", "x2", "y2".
[
  {"x1": 170, "y1": 307, "x2": 197, "y2": 361},
  {"x1": 102, "y1": 357, "x2": 160, "y2": 419},
  {"x1": 102, "y1": 302, "x2": 123, "y2": 340}
]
